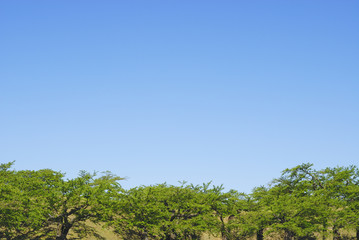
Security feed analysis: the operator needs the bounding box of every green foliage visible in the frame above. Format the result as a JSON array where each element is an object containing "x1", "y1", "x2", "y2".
[
  {"x1": 112, "y1": 183, "x2": 213, "y2": 240},
  {"x1": 45, "y1": 170, "x2": 123, "y2": 240},
  {"x1": 1, "y1": 161, "x2": 359, "y2": 240},
  {"x1": 262, "y1": 164, "x2": 325, "y2": 239},
  {"x1": 202, "y1": 184, "x2": 246, "y2": 239},
  {"x1": 0, "y1": 162, "x2": 123, "y2": 240},
  {"x1": 0, "y1": 163, "x2": 60, "y2": 239}
]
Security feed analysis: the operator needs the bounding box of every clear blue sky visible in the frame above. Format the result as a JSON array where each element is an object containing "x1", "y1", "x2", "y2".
[{"x1": 1, "y1": 1, "x2": 358, "y2": 193}]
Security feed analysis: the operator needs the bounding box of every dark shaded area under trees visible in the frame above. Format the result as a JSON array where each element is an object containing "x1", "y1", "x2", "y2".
[{"x1": 1, "y1": 161, "x2": 359, "y2": 240}]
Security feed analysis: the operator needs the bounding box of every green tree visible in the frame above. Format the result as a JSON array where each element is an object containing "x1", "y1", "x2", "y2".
[
  {"x1": 112, "y1": 183, "x2": 213, "y2": 240},
  {"x1": 0, "y1": 162, "x2": 63, "y2": 239},
  {"x1": 243, "y1": 186, "x2": 273, "y2": 240},
  {"x1": 202, "y1": 184, "x2": 245, "y2": 240},
  {"x1": 0, "y1": 162, "x2": 123, "y2": 240},
  {"x1": 260, "y1": 163, "x2": 325, "y2": 240},
  {"x1": 46, "y1": 170, "x2": 123, "y2": 240},
  {"x1": 318, "y1": 165, "x2": 359, "y2": 240}
]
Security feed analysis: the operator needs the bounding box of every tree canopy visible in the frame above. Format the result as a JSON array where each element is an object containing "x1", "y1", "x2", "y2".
[{"x1": 1, "y1": 162, "x2": 359, "y2": 240}]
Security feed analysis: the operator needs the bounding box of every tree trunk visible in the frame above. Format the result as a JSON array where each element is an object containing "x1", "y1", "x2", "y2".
[
  {"x1": 256, "y1": 228, "x2": 264, "y2": 240},
  {"x1": 284, "y1": 230, "x2": 294, "y2": 240},
  {"x1": 56, "y1": 222, "x2": 72, "y2": 240},
  {"x1": 220, "y1": 216, "x2": 227, "y2": 240},
  {"x1": 221, "y1": 232, "x2": 227, "y2": 240},
  {"x1": 332, "y1": 226, "x2": 340, "y2": 240},
  {"x1": 356, "y1": 227, "x2": 359, "y2": 240}
]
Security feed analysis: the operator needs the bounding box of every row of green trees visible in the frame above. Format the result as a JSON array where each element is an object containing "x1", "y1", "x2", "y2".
[{"x1": 1, "y1": 162, "x2": 359, "y2": 240}]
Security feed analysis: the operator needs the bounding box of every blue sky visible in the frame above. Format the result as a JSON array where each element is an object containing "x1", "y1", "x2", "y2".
[{"x1": 1, "y1": 1, "x2": 358, "y2": 193}]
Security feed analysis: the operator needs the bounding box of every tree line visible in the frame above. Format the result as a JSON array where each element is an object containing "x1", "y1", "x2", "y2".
[{"x1": 1, "y1": 162, "x2": 359, "y2": 240}]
